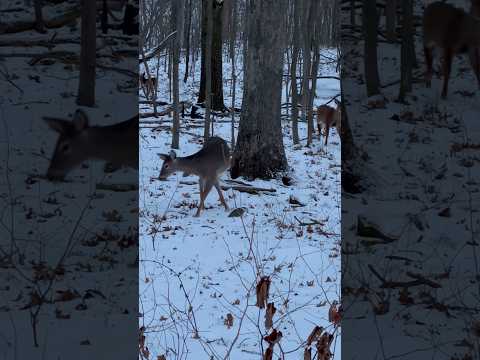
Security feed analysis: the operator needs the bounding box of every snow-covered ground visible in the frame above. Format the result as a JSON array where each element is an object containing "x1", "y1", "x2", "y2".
[
  {"x1": 0, "y1": 2, "x2": 138, "y2": 358},
  {"x1": 139, "y1": 49, "x2": 341, "y2": 359},
  {"x1": 342, "y1": 1, "x2": 480, "y2": 358}
]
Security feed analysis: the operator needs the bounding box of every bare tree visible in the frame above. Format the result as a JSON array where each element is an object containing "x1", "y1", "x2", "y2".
[
  {"x1": 172, "y1": 0, "x2": 185, "y2": 149},
  {"x1": 290, "y1": 0, "x2": 301, "y2": 145},
  {"x1": 230, "y1": 0, "x2": 288, "y2": 179},
  {"x1": 350, "y1": 0, "x2": 356, "y2": 26},
  {"x1": 363, "y1": 0, "x2": 380, "y2": 97},
  {"x1": 385, "y1": 0, "x2": 396, "y2": 42},
  {"x1": 398, "y1": 0, "x2": 413, "y2": 101},
  {"x1": 198, "y1": 0, "x2": 225, "y2": 111},
  {"x1": 229, "y1": 0, "x2": 237, "y2": 149},
  {"x1": 203, "y1": 0, "x2": 214, "y2": 140},
  {"x1": 77, "y1": 0, "x2": 97, "y2": 106},
  {"x1": 183, "y1": 0, "x2": 192, "y2": 83}
]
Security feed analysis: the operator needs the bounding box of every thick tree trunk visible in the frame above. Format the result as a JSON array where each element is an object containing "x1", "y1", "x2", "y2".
[
  {"x1": 183, "y1": 0, "x2": 192, "y2": 83},
  {"x1": 230, "y1": 0, "x2": 237, "y2": 149},
  {"x1": 385, "y1": 0, "x2": 396, "y2": 42},
  {"x1": 198, "y1": 0, "x2": 225, "y2": 111},
  {"x1": 363, "y1": 0, "x2": 380, "y2": 97},
  {"x1": 203, "y1": 0, "x2": 214, "y2": 140},
  {"x1": 290, "y1": 0, "x2": 301, "y2": 145},
  {"x1": 230, "y1": 0, "x2": 288, "y2": 180},
  {"x1": 172, "y1": 0, "x2": 185, "y2": 149},
  {"x1": 398, "y1": 0, "x2": 413, "y2": 101},
  {"x1": 350, "y1": 0, "x2": 356, "y2": 26},
  {"x1": 77, "y1": 0, "x2": 96, "y2": 106}
]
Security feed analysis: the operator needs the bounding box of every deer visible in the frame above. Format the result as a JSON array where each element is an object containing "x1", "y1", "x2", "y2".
[
  {"x1": 423, "y1": 1, "x2": 480, "y2": 99},
  {"x1": 139, "y1": 72, "x2": 157, "y2": 100},
  {"x1": 158, "y1": 136, "x2": 231, "y2": 217},
  {"x1": 316, "y1": 100, "x2": 341, "y2": 146},
  {"x1": 43, "y1": 109, "x2": 138, "y2": 181}
]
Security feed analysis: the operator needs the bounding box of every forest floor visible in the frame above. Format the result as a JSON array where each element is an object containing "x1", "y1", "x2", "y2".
[
  {"x1": 343, "y1": 0, "x2": 480, "y2": 358},
  {"x1": 0, "y1": 2, "x2": 138, "y2": 358},
  {"x1": 139, "y1": 50, "x2": 341, "y2": 359}
]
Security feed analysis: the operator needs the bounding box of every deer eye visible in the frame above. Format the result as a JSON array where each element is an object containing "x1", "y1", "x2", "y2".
[{"x1": 164, "y1": 164, "x2": 169, "y2": 169}]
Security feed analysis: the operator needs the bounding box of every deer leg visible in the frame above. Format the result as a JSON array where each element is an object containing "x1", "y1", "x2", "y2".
[
  {"x1": 324, "y1": 124, "x2": 330, "y2": 146},
  {"x1": 194, "y1": 178, "x2": 205, "y2": 217},
  {"x1": 195, "y1": 179, "x2": 213, "y2": 217},
  {"x1": 441, "y1": 48, "x2": 453, "y2": 99},
  {"x1": 214, "y1": 181, "x2": 229, "y2": 211},
  {"x1": 424, "y1": 45, "x2": 434, "y2": 88}
]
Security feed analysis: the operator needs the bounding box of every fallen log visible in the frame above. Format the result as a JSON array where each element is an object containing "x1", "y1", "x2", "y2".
[
  {"x1": 96, "y1": 183, "x2": 138, "y2": 192},
  {"x1": 0, "y1": 6, "x2": 81, "y2": 35}
]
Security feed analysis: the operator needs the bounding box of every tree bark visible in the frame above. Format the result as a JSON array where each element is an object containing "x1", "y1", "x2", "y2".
[
  {"x1": 363, "y1": 0, "x2": 381, "y2": 97},
  {"x1": 172, "y1": 0, "x2": 185, "y2": 149},
  {"x1": 203, "y1": 0, "x2": 214, "y2": 140},
  {"x1": 230, "y1": 0, "x2": 237, "y2": 149},
  {"x1": 230, "y1": 0, "x2": 288, "y2": 180},
  {"x1": 350, "y1": 0, "x2": 356, "y2": 26},
  {"x1": 198, "y1": 0, "x2": 225, "y2": 111},
  {"x1": 290, "y1": 0, "x2": 301, "y2": 145},
  {"x1": 183, "y1": 0, "x2": 192, "y2": 83},
  {"x1": 398, "y1": 0, "x2": 413, "y2": 101},
  {"x1": 385, "y1": 0, "x2": 396, "y2": 42},
  {"x1": 77, "y1": 0, "x2": 96, "y2": 106}
]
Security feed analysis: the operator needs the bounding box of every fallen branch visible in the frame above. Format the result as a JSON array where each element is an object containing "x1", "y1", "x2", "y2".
[
  {"x1": 139, "y1": 31, "x2": 177, "y2": 63},
  {"x1": 368, "y1": 264, "x2": 441, "y2": 289},
  {"x1": 96, "y1": 183, "x2": 138, "y2": 192},
  {"x1": 221, "y1": 185, "x2": 276, "y2": 194}
]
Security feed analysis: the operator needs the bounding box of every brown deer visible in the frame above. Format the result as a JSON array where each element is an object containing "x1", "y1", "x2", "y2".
[
  {"x1": 43, "y1": 109, "x2": 138, "y2": 181},
  {"x1": 423, "y1": 1, "x2": 480, "y2": 98},
  {"x1": 158, "y1": 136, "x2": 231, "y2": 217},
  {"x1": 316, "y1": 101, "x2": 341, "y2": 146},
  {"x1": 139, "y1": 72, "x2": 157, "y2": 100}
]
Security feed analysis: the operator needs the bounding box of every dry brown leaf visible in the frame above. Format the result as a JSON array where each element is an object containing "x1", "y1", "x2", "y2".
[
  {"x1": 328, "y1": 303, "x2": 341, "y2": 326},
  {"x1": 264, "y1": 302, "x2": 276, "y2": 330},
  {"x1": 306, "y1": 326, "x2": 323, "y2": 346},
  {"x1": 263, "y1": 328, "x2": 282, "y2": 345},
  {"x1": 263, "y1": 346, "x2": 273, "y2": 360},
  {"x1": 304, "y1": 347, "x2": 312, "y2": 360},
  {"x1": 224, "y1": 313, "x2": 234, "y2": 329},
  {"x1": 256, "y1": 276, "x2": 271, "y2": 309}
]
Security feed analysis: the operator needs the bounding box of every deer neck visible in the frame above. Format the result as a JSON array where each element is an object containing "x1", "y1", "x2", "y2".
[
  {"x1": 84, "y1": 125, "x2": 123, "y2": 160},
  {"x1": 173, "y1": 156, "x2": 200, "y2": 175}
]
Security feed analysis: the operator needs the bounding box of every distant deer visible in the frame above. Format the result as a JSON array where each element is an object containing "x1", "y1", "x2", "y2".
[
  {"x1": 139, "y1": 72, "x2": 157, "y2": 99},
  {"x1": 316, "y1": 100, "x2": 341, "y2": 146},
  {"x1": 423, "y1": 1, "x2": 480, "y2": 98},
  {"x1": 43, "y1": 109, "x2": 138, "y2": 181},
  {"x1": 158, "y1": 136, "x2": 231, "y2": 217}
]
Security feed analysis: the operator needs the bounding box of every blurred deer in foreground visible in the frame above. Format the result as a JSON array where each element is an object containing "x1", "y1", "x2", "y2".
[
  {"x1": 139, "y1": 72, "x2": 157, "y2": 100},
  {"x1": 44, "y1": 109, "x2": 138, "y2": 181},
  {"x1": 316, "y1": 99, "x2": 341, "y2": 146},
  {"x1": 423, "y1": 1, "x2": 480, "y2": 98},
  {"x1": 158, "y1": 136, "x2": 231, "y2": 217}
]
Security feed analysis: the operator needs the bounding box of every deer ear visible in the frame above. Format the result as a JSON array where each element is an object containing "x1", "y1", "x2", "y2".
[
  {"x1": 169, "y1": 150, "x2": 177, "y2": 159},
  {"x1": 72, "y1": 109, "x2": 89, "y2": 131},
  {"x1": 43, "y1": 117, "x2": 70, "y2": 134},
  {"x1": 158, "y1": 153, "x2": 168, "y2": 160}
]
